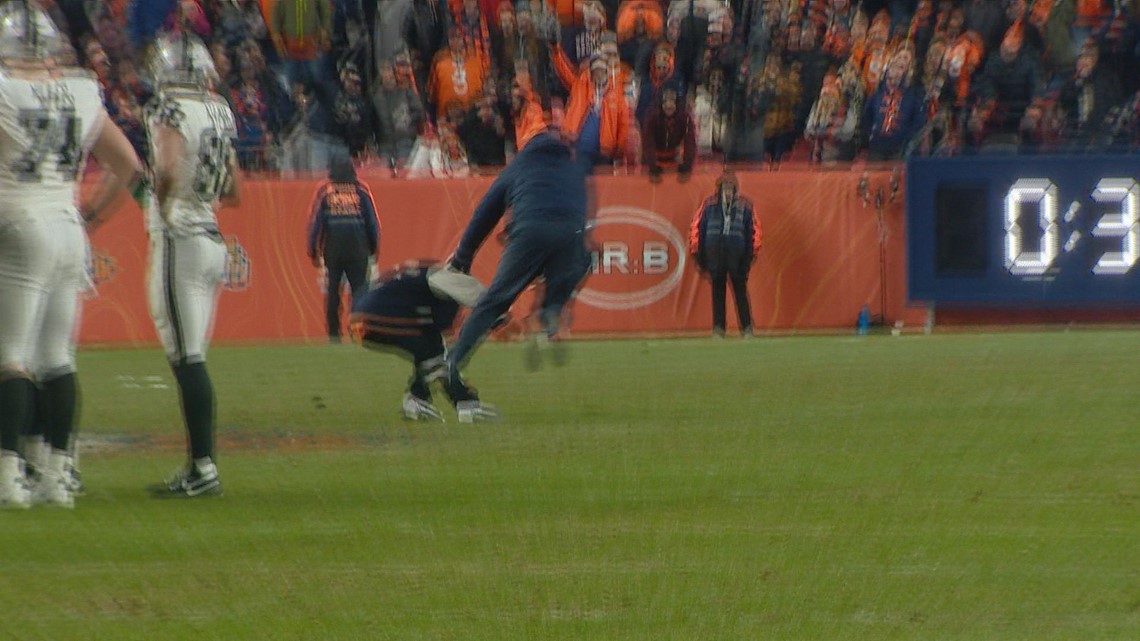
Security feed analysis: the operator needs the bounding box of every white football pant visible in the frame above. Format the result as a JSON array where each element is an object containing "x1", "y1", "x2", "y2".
[
  {"x1": 147, "y1": 233, "x2": 227, "y2": 366},
  {"x1": 0, "y1": 216, "x2": 87, "y2": 379}
]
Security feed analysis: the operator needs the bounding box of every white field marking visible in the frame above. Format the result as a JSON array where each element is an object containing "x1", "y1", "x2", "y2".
[{"x1": 114, "y1": 374, "x2": 169, "y2": 390}]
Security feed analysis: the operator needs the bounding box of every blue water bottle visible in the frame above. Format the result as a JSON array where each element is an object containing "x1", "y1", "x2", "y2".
[{"x1": 856, "y1": 306, "x2": 871, "y2": 336}]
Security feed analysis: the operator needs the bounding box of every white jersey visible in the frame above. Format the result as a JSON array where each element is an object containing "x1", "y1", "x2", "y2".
[
  {"x1": 0, "y1": 71, "x2": 105, "y2": 222},
  {"x1": 145, "y1": 89, "x2": 236, "y2": 236}
]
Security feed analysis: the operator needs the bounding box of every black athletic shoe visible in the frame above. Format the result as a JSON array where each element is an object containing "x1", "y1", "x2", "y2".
[{"x1": 149, "y1": 464, "x2": 222, "y2": 498}]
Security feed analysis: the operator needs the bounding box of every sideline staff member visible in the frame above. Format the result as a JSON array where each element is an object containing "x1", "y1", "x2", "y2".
[
  {"x1": 689, "y1": 171, "x2": 763, "y2": 337},
  {"x1": 307, "y1": 159, "x2": 380, "y2": 342}
]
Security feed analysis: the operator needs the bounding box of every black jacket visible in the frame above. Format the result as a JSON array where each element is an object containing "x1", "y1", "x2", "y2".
[
  {"x1": 307, "y1": 180, "x2": 381, "y2": 261},
  {"x1": 352, "y1": 261, "x2": 461, "y2": 338},
  {"x1": 689, "y1": 194, "x2": 762, "y2": 275}
]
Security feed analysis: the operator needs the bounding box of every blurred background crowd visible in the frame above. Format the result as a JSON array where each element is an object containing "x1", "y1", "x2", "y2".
[{"x1": 44, "y1": 0, "x2": 1140, "y2": 175}]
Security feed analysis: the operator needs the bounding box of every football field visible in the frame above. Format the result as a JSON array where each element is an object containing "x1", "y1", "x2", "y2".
[{"x1": 3, "y1": 331, "x2": 1138, "y2": 640}]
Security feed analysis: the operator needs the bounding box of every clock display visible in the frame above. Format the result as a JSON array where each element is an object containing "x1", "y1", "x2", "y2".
[{"x1": 907, "y1": 156, "x2": 1140, "y2": 305}]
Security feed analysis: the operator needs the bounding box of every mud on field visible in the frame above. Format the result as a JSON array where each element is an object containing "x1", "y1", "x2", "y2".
[{"x1": 78, "y1": 430, "x2": 383, "y2": 455}]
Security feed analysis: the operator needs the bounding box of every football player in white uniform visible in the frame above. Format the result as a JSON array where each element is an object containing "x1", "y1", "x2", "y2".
[
  {"x1": 0, "y1": 1, "x2": 144, "y2": 508},
  {"x1": 144, "y1": 33, "x2": 241, "y2": 498}
]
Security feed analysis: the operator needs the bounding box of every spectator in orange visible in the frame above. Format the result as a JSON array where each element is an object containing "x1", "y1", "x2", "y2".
[
  {"x1": 428, "y1": 28, "x2": 487, "y2": 120},
  {"x1": 510, "y1": 73, "x2": 550, "y2": 150},
  {"x1": 859, "y1": 9, "x2": 895, "y2": 95},
  {"x1": 942, "y1": 11, "x2": 984, "y2": 107},
  {"x1": 555, "y1": 52, "x2": 634, "y2": 168},
  {"x1": 616, "y1": 0, "x2": 663, "y2": 43}
]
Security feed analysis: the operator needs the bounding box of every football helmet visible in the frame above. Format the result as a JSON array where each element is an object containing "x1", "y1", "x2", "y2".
[
  {"x1": 0, "y1": 1, "x2": 67, "y2": 63},
  {"x1": 146, "y1": 32, "x2": 218, "y2": 90}
]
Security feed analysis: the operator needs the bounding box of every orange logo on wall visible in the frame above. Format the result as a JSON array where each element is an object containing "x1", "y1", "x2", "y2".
[
  {"x1": 223, "y1": 235, "x2": 251, "y2": 291},
  {"x1": 578, "y1": 206, "x2": 688, "y2": 310},
  {"x1": 86, "y1": 248, "x2": 118, "y2": 286}
]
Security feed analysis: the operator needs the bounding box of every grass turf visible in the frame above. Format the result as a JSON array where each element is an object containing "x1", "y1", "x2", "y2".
[{"x1": 2, "y1": 332, "x2": 1138, "y2": 640}]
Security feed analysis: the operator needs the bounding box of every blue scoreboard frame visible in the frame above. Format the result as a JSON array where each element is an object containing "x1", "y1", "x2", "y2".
[{"x1": 907, "y1": 155, "x2": 1140, "y2": 305}]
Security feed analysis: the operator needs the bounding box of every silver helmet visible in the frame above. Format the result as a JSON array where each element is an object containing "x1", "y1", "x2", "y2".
[
  {"x1": 146, "y1": 32, "x2": 218, "y2": 90},
  {"x1": 0, "y1": 1, "x2": 67, "y2": 62}
]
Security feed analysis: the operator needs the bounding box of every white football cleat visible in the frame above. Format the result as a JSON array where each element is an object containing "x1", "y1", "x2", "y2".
[
  {"x1": 30, "y1": 473, "x2": 73, "y2": 509},
  {"x1": 0, "y1": 458, "x2": 31, "y2": 510},
  {"x1": 402, "y1": 393, "x2": 445, "y2": 422},
  {"x1": 456, "y1": 400, "x2": 502, "y2": 424}
]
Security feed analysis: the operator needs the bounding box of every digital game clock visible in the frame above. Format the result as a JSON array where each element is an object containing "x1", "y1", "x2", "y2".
[{"x1": 907, "y1": 155, "x2": 1140, "y2": 305}]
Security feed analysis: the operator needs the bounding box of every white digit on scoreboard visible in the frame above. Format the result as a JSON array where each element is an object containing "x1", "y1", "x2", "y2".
[
  {"x1": 1090, "y1": 178, "x2": 1140, "y2": 275},
  {"x1": 1005, "y1": 178, "x2": 1059, "y2": 276}
]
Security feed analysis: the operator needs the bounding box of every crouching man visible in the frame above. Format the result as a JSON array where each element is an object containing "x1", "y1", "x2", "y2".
[{"x1": 350, "y1": 260, "x2": 501, "y2": 423}]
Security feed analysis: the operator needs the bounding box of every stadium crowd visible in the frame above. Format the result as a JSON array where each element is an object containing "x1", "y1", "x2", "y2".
[{"x1": 48, "y1": 0, "x2": 1140, "y2": 174}]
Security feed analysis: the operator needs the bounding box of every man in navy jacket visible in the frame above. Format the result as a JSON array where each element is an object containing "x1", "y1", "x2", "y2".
[{"x1": 444, "y1": 129, "x2": 592, "y2": 415}]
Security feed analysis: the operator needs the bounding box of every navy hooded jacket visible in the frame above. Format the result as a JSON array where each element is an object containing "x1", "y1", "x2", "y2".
[{"x1": 451, "y1": 132, "x2": 588, "y2": 271}]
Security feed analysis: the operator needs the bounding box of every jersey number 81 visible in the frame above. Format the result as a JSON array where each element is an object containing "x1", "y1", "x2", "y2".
[{"x1": 193, "y1": 128, "x2": 233, "y2": 202}]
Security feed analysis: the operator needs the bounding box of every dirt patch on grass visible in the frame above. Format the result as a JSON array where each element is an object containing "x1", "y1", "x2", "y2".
[{"x1": 79, "y1": 429, "x2": 376, "y2": 455}]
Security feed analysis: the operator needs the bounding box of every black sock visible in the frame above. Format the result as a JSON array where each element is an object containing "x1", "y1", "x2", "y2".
[
  {"x1": 0, "y1": 377, "x2": 34, "y2": 453},
  {"x1": 444, "y1": 368, "x2": 478, "y2": 405},
  {"x1": 26, "y1": 382, "x2": 46, "y2": 442},
  {"x1": 42, "y1": 373, "x2": 79, "y2": 452},
  {"x1": 173, "y1": 362, "x2": 215, "y2": 461},
  {"x1": 408, "y1": 375, "x2": 431, "y2": 401}
]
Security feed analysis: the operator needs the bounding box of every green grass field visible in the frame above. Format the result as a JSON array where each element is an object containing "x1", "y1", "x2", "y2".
[{"x1": 3, "y1": 331, "x2": 1138, "y2": 640}]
